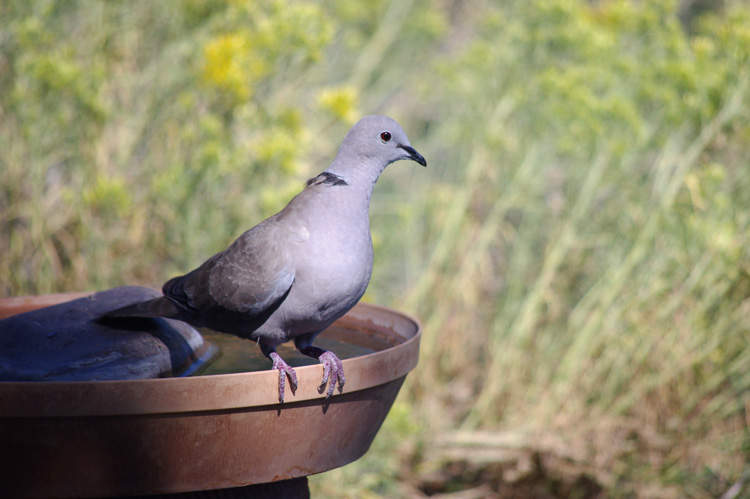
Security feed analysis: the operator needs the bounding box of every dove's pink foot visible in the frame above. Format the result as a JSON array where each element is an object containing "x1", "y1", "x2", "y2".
[
  {"x1": 268, "y1": 351, "x2": 298, "y2": 403},
  {"x1": 299, "y1": 346, "x2": 346, "y2": 398}
]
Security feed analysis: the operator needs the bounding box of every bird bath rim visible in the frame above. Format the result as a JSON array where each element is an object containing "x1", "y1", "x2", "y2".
[{"x1": 0, "y1": 291, "x2": 421, "y2": 416}]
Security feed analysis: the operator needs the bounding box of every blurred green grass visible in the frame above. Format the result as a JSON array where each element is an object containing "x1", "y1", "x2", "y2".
[{"x1": 3, "y1": 0, "x2": 750, "y2": 496}]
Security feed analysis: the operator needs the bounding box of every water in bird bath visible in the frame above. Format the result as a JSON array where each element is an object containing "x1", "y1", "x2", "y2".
[{"x1": 198, "y1": 324, "x2": 398, "y2": 375}]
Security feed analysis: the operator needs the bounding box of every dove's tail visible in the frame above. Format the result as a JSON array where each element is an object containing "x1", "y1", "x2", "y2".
[{"x1": 103, "y1": 296, "x2": 180, "y2": 319}]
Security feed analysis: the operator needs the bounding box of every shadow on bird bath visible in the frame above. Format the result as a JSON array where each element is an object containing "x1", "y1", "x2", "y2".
[{"x1": 0, "y1": 291, "x2": 421, "y2": 498}]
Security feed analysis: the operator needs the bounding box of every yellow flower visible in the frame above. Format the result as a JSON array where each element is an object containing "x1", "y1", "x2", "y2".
[
  {"x1": 317, "y1": 86, "x2": 359, "y2": 123},
  {"x1": 202, "y1": 33, "x2": 259, "y2": 103}
]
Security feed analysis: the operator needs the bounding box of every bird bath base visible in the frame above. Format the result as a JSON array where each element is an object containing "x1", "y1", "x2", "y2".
[{"x1": 0, "y1": 292, "x2": 421, "y2": 498}]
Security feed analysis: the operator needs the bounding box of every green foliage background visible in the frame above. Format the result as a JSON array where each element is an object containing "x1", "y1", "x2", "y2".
[{"x1": 2, "y1": 0, "x2": 750, "y2": 496}]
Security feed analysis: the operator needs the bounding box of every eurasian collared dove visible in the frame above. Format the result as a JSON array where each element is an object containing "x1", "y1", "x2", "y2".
[{"x1": 106, "y1": 115, "x2": 426, "y2": 402}]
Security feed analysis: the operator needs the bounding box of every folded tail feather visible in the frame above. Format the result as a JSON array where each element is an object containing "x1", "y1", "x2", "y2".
[{"x1": 104, "y1": 296, "x2": 180, "y2": 319}]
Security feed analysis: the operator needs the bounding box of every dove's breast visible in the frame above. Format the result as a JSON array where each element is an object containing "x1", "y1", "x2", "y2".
[{"x1": 253, "y1": 185, "x2": 375, "y2": 341}]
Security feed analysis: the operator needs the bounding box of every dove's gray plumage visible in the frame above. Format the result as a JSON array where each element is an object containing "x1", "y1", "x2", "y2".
[{"x1": 106, "y1": 115, "x2": 426, "y2": 402}]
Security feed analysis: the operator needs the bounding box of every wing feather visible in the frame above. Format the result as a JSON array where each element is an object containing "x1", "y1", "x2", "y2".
[{"x1": 162, "y1": 220, "x2": 295, "y2": 330}]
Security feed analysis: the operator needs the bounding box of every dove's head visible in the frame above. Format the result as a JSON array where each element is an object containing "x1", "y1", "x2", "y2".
[{"x1": 328, "y1": 115, "x2": 426, "y2": 183}]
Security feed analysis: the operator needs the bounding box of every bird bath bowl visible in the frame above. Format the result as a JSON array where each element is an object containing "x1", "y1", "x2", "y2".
[{"x1": 0, "y1": 292, "x2": 421, "y2": 498}]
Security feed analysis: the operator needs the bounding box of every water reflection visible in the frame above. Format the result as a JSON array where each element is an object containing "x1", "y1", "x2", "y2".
[{"x1": 198, "y1": 326, "x2": 386, "y2": 375}]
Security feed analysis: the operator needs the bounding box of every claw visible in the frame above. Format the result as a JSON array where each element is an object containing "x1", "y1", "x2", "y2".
[
  {"x1": 269, "y1": 352, "x2": 298, "y2": 403},
  {"x1": 298, "y1": 347, "x2": 345, "y2": 398},
  {"x1": 318, "y1": 350, "x2": 345, "y2": 398}
]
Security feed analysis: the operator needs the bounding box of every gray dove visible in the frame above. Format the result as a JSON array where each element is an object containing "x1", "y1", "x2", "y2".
[{"x1": 106, "y1": 115, "x2": 426, "y2": 402}]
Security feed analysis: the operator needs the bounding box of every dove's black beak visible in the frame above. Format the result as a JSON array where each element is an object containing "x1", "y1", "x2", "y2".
[{"x1": 399, "y1": 144, "x2": 427, "y2": 167}]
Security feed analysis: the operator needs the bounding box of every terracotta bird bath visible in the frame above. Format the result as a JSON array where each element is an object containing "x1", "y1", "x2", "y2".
[{"x1": 0, "y1": 292, "x2": 421, "y2": 498}]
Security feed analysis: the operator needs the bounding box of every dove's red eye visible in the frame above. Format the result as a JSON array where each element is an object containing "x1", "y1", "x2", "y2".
[{"x1": 380, "y1": 131, "x2": 391, "y2": 142}]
